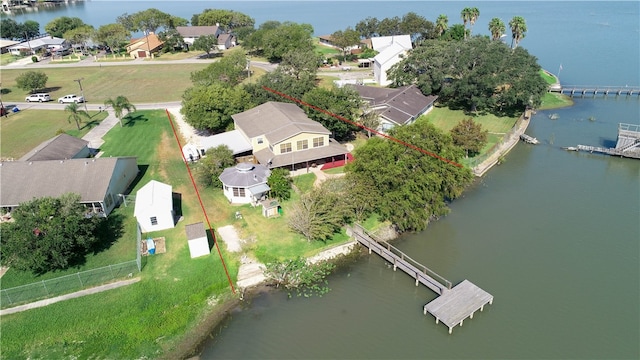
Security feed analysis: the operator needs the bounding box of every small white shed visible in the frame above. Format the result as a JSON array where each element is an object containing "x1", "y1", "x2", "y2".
[
  {"x1": 134, "y1": 180, "x2": 175, "y2": 233},
  {"x1": 185, "y1": 222, "x2": 210, "y2": 258}
]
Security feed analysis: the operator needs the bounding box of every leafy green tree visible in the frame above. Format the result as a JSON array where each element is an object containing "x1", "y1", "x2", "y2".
[
  {"x1": 461, "y1": 7, "x2": 472, "y2": 39},
  {"x1": 488, "y1": 17, "x2": 506, "y2": 41},
  {"x1": 191, "y1": 50, "x2": 248, "y2": 86},
  {"x1": 287, "y1": 186, "x2": 349, "y2": 242},
  {"x1": 118, "y1": 8, "x2": 172, "y2": 34},
  {"x1": 63, "y1": 25, "x2": 94, "y2": 53},
  {"x1": 301, "y1": 86, "x2": 362, "y2": 141},
  {"x1": 509, "y1": 16, "x2": 527, "y2": 49},
  {"x1": 244, "y1": 66, "x2": 315, "y2": 105},
  {"x1": 355, "y1": 16, "x2": 379, "y2": 39},
  {"x1": 264, "y1": 257, "x2": 335, "y2": 297},
  {"x1": 261, "y1": 22, "x2": 314, "y2": 62},
  {"x1": 16, "y1": 71, "x2": 48, "y2": 93},
  {"x1": 191, "y1": 34, "x2": 219, "y2": 58},
  {"x1": 65, "y1": 102, "x2": 90, "y2": 130},
  {"x1": 400, "y1": 12, "x2": 432, "y2": 43},
  {"x1": 441, "y1": 24, "x2": 467, "y2": 41},
  {"x1": 435, "y1": 14, "x2": 449, "y2": 37},
  {"x1": 45, "y1": 16, "x2": 86, "y2": 38},
  {"x1": 94, "y1": 23, "x2": 130, "y2": 53},
  {"x1": 104, "y1": 95, "x2": 137, "y2": 127},
  {"x1": 267, "y1": 168, "x2": 292, "y2": 201},
  {"x1": 196, "y1": 145, "x2": 234, "y2": 188},
  {"x1": 347, "y1": 121, "x2": 473, "y2": 232},
  {"x1": 22, "y1": 20, "x2": 40, "y2": 40},
  {"x1": 331, "y1": 27, "x2": 361, "y2": 56},
  {"x1": 181, "y1": 83, "x2": 253, "y2": 132},
  {"x1": 158, "y1": 28, "x2": 186, "y2": 53},
  {"x1": 357, "y1": 110, "x2": 381, "y2": 138},
  {"x1": 193, "y1": 9, "x2": 255, "y2": 29},
  {"x1": 342, "y1": 173, "x2": 376, "y2": 222},
  {"x1": 378, "y1": 16, "x2": 401, "y2": 36},
  {"x1": 1, "y1": 19, "x2": 22, "y2": 40},
  {"x1": 279, "y1": 49, "x2": 321, "y2": 81},
  {"x1": 450, "y1": 118, "x2": 488, "y2": 157},
  {"x1": 468, "y1": 7, "x2": 480, "y2": 37},
  {"x1": 0, "y1": 194, "x2": 102, "y2": 274}
]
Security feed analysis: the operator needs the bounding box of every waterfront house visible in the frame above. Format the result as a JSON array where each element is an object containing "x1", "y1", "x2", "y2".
[
  {"x1": 126, "y1": 32, "x2": 163, "y2": 58},
  {"x1": 176, "y1": 25, "x2": 236, "y2": 50},
  {"x1": 7, "y1": 35, "x2": 69, "y2": 56},
  {"x1": 219, "y1": 162, "x2": 271, "y2": 205},
  {"x1": 232, "y1": 102, "x2": 349, "y2": 170}
]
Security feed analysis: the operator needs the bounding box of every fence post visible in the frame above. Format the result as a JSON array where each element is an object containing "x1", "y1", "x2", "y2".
[
  {"x1": 42, "y1": 280, "x2": 48, "y2": 296},
  {"x1": 77, "y1": 272, "x2": 83, "y2": 287},
  {"x1": 109, "y1": 264, "x2": 114, "y2": 278}
]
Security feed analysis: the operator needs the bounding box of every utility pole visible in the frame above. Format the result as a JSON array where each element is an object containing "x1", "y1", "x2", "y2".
[{"x1": 74, "y1": 78, "x2": 88, "y2": 112}]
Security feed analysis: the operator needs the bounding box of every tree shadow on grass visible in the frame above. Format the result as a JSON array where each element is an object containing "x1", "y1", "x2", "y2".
[
  {"x1": 123, "y1": 114, "x2": 148, "y2": 127},
  {"x1": 90, "y1": 212, "x2": 126, "y2": 255}
]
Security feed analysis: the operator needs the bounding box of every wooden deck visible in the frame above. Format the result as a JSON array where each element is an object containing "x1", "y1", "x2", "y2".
[
  {"x1": 423, "y1": 280, "x2": 493, "y2": 334},
  {"x1": 350, "y1": 224, "x2": 493, "y2": 334}
]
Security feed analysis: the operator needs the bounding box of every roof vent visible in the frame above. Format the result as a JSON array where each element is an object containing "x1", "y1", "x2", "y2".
[{"x1": 236, "y1": 162, "x2": 254, "y2": 173}]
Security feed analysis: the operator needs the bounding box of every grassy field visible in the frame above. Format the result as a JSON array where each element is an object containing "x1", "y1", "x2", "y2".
[
  {"x1": 539, "y1": 92, "x2": 573, "y2": 110},
  {"x1": 0, "y1": 109, "x2": 108, "y2": 160},
  {"x1": 1, "y1": 63, "x2": 209, "y2": 104},
  {"x1": 424, "y1": 105, "x2": 518, "y2": 134}
]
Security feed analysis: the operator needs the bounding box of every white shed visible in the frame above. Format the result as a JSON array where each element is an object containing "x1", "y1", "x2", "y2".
[
  {"x1": 185, "y1": 222, "x2": 210, "y2": 258},
  {"x1": 134, "y1": 180, "x2": 175, "y2": 233}
]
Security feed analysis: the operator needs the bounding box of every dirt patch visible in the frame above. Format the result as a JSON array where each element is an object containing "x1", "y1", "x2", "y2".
[{"x1": 141, "y1": 237, "x2": 166, "y2": 255}]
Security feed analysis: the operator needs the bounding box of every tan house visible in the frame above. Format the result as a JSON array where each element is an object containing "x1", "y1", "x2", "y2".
[
  {"x1": 126, "y1": 32, "x2": 164, "y2": 58},
  {"x1": 232, "y1": 102, "x2": 349, "y2": 170}
]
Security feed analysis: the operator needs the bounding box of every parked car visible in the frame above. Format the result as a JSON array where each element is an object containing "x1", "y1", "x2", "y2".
[
  {"x1": 58, "y1": 94, "x2": 85, "y2": 104},
  {"x1": 54, "y1": 48, "x2": 72, "y2": 56},
  {"x1": 25, "y1": 93, "x2": 52, "y2": 102}
]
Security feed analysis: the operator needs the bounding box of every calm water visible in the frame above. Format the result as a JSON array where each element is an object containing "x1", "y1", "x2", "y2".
[{"x1": 8, "y1": 1, "x2": 639, "y2": 359}]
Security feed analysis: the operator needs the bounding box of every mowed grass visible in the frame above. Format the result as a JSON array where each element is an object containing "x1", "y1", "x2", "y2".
[
  {"x1": 1, "y1": 63, "x2": 209, "y2": 104},
  {"x1": 0, "y1": 109, "x2": 107, "y2": 160},
  {"x1": 423, "y1": 105, "x2": 518, "y2": 134}
]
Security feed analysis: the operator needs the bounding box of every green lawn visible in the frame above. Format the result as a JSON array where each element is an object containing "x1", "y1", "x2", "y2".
[
  {"x1": 539, "y1": 92, "x2": 574, "y2": 110},
  {"x1": 1, "y1": 64, "x2": 209, "y2": 104},
  {"x1": 0, "y1": 109, "x2": 107, "y2": 160},
  {"x1": 423, "y1": 105, "x2": 518, "y2": 134}
]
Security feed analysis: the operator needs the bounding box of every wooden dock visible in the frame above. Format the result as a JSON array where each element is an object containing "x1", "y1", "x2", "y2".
[
  {"x1": 549, "y1": 85, "x2": 640, "y2": 97},
  {"x1": 571, "y1": 123, "x2": 640, "y2": 160},
  {"x1": 351, "y1": 224, "x2": 493, "y2": 333}
]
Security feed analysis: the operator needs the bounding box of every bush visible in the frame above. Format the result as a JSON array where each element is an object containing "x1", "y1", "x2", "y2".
[{"x1": 31, "y1": 56, "x2": 38, "y2": 63}]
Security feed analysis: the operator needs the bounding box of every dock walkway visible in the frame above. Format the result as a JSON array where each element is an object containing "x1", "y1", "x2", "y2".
[{"x1": 350, "y1": 224, "x2": 493, "y2": 334}]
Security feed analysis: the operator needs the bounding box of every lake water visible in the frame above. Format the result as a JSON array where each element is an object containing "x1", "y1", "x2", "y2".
[{"x1": 8, "y1": 1, "x2": 639, "y2": 359}]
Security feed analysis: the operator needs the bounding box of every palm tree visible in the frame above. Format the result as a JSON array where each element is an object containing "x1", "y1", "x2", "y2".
[
  {"x1": 435, "y1": 14, "x2": 449, "y2": 37},
  {"x1": 104, "y1": 95, "x2": 137, "y2": 127},
  {"x1": 460, "y1": 7, "x2": 472, "y2": 39},
  {"x1": 468, "y1": 7, "x2": 480, "y2": 37},
  {"x1": 64, "y1": 102, "x2": 90, "y2": 130},
  {"x1": 488, "y1": 17, "x2": 506, "y2": 41},
  {"x1": 509, "y1": 16, "x2": 527, "y2": 49}
]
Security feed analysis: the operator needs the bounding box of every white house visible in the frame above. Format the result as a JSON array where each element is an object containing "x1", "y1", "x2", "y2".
[
  {"x1": 134, "y1": 180, "x2": 175, "y2": 233},
  {"x1": 219, "y1": 163, "x2": 271, "y2": 205},
  {"x1": 371, "y1": 35, "x2": 412, "y2": 86},
  {"x1": 182, "y1": 129, "x2": 252, "y2": 162},
  {"x1": 185, "y1": 222, "x2": 210, "y2": 258},
  {"x1": 7, "y1": 36, "x2": 69, "y2": 56}
]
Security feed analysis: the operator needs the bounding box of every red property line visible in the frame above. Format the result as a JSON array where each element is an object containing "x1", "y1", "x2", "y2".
[
  {"x1": 262, "y1": 86, "x2": 462, "y2": 168},
  {"x1": 164, "y1": 109, "x2": 236, "y2": 294}
]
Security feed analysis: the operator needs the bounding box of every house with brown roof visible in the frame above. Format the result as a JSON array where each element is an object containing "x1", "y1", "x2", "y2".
[
  {"x1": 19, "y1": 134, "x2": 90, "y2": 162},
  {"x1": 0, "y1": 157, "x2": 138, "y2": 216},
  {"x1": 350, "y1": 84, "x2": 438, "y2": 133},
  {"x1": 126, "y1": 32, "x2": 164, "y2": 58},
  {"x1": 232, "y1": 102, "x2": 349, "y2": 170}
]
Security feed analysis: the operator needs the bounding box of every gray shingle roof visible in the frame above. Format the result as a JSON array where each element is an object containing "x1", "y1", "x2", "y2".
[
  {"x1": 232, "y1": 102, "x2": 330, "y2": 144},
  {"x1": 218, "y1": 163, "x2": 271, "y2": 188},
  {"x1": 176, "y1": 26, "x2": 220, "y2": 37},
  {"x1": 350, "y1": 84, "x2": 438, "y2": 125},
  {"x1": 185, "y1": 222, "x2": 206, "y2": 241},
  {"x1": 19, "y1": 134, "x2": 89, "y2": 162},
  {"x1": 0, "y1": 157, "x2": 137, "y2": 207}
]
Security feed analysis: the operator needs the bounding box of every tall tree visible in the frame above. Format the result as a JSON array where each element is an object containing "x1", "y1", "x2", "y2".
[
  {"x1": 287, "y1": 186, "x2": 348, "y2": 242},
  {"x1": 261, "y1": 22, "x2": 314, "y2": 62},
  {"x1": 63, "y1": 25, "x2": 94, "y2": 53},
  {"x1": 65, "y1": 102, "x2": 90, "y2": 130},
  {"x1": 45, "y1": 16, "x2": 85, "y2": 38},
  {"x1": 355, "y1": 16, "x2": 379, "y2": 39},
  {"x1": 191, "y1": 34, "x2": 219, "y2": 58},
  {"x1": 267, "y1": 168, "x2": 292, "y2": 201},
  {"x1": 348, "y1": 121, "x2": 472, "y2": 232},
  {"x1": 378, "y1": 16, "x2": 401, "y2": 36},
  {"x1": 190, "y1": 50, "x2": 248, "y2": 87},
  {"x1": 181, "y1": 84, "x2": 253, "y2": 132},
  {"x1": 16, "y1": 71, "x2": 48, "y2": 93},
  {"x1": 104, "y1": 95, "x2": 137, "y2": 127},
  {"x1": 0, "y1": 194, "x2": 102, "y2": 274},
  {"x1": 331, "y1": 27, "x2": 361, "y2": 56},
  {"x1": 22, "y1": 20, "x2": 40, "y2": 40},
  {"x1": 279, "y1": 49, "x2": 321, "y2": 82},
  {"x1": 118, "y1": 8, "x2": 171, "y2": 34},
  {"x1": 509, "y1": 16, "x2": 527, "y2": 49},
  {"x1": 488, "y1": 17, "x2": 506, "y2": 41},
  {"x1": 399, "y1": 12, "x2": 432, "y2": 43},
  {"x1": 194, "y1": 9, "x2": 255, "y2": 29},
  {"x1": 460, "y1": 7, "x2": 472, "y2": 39},
  {"x1": 244, "y1": 67, "x2": 315, "y2": 105},
  {"x1": 301, "y1": 86, "x2": 362, "y2": 141},
  {"x1": 94, "y1": 23, "x2": 130, "y2": 53},
  {"x1": 468, "y1": 7, "x2": 480, "y2": 37},
  {"x1": 196, "y1": 145, "x2": 235, "y2": 188},
  {"x1": 450, "y1": 118, "x2": 488, "y2": 157},
  {"x1": 435, "y1": 14, "x2": 449, "y2": 37}
]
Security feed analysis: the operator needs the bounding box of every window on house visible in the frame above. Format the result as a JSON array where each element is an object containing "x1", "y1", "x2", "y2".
[
  {"x1": 257, "y1": 137, "x2": 264, "y2": 144},
  {"x1": 150, "y1": 216, "x2": 158, "y2": 225},
  {"x1": 313, "y1": 137, "x2": 325, "y2": 147},
  {"x1": 280, "y1": 143, "x2": 292, "y2": 153},
  {"x1": 297, "y1": 139, "x2": 308, "y2": 150},
  {"x1": 233, "y1": 187, "x2": 246, "y2": 197}
]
